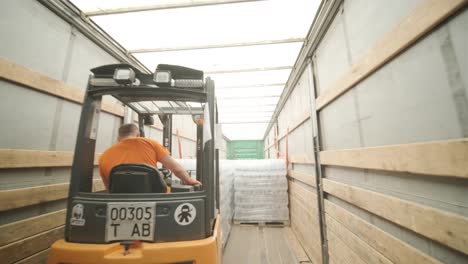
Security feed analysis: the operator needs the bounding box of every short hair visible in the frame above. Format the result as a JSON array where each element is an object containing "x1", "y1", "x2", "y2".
[{"x1": 118, "y1": 123, "x2": 139, "y2": 138}]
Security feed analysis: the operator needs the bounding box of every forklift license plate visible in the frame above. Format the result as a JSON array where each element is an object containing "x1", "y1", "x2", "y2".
[{"x1": 105, "y1": 202, "x2": 156, "y2": 242}]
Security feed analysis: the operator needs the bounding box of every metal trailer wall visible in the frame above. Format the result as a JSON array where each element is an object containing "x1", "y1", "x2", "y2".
[
  {"x1": 265, "y1": 0, "x2": 468, "y2": 263},
  {"x1": 0, "y1": 1, "x2": 196, "y2": 262}
]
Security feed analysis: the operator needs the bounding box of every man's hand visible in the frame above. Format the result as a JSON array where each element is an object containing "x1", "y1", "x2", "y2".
[
  {"x1": 160, "y1": 156, "x2": 202, "y2": 186},
  {"x1": 182, "y1": 177, "x2": 202, "y2": 185}
]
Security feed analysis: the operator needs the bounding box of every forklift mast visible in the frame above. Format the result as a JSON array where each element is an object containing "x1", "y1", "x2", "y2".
[{"x1": 158, "y1": 114, "x2": 173, "y2": 154}]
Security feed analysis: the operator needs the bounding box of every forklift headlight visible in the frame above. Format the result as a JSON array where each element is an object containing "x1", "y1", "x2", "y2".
[
  {"x1": 154, "y1": 70, "x2": 172, "y2": 87},
  {"x1": 113, "y1": 68, "x2": 136, "y2": 85}
]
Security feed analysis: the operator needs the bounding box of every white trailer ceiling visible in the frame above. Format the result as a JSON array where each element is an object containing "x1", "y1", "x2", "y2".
[{"x1": 70, "y1": 0, "x2": 320, "y2": 139}]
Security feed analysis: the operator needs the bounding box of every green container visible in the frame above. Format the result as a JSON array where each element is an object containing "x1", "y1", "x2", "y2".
[{"x1": 227, "y1": 140, "x2": 264, "y2": 160}]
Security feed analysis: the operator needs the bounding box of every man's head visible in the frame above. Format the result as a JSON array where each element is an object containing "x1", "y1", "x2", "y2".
[{"x1": 118, "y1": 123, "x2": 140, "y2": 141}]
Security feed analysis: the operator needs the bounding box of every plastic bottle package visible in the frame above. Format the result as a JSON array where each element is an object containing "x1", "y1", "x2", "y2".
[
  {"x1": 233, "y1": 159, "x2": 289, "y2": 222},
  {"x1": 218, "y1": 161, "x2": 235, "y2": 245},
  {"x1": 176, "y1": 158, "x2": 235, "y2": 244}
]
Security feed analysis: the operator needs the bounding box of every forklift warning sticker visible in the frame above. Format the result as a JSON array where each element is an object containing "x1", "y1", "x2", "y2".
[
  {"x1": 174, "y1": 203, "x2": 196, "y2": 226},
  {"x1": 70, "y1": 204, "x2": 86, "y2": 226}
]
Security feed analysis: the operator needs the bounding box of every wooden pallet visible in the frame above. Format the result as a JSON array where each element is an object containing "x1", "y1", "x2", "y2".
[{"x1": 233, "y1": 220, "x2": 290, "y2": 227}]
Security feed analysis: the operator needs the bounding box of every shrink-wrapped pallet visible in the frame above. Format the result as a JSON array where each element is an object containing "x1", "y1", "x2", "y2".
[
  {"x1": 219, "y1": 161, "x2": 235, "y2": 245},
  {"x1": 233, "y1": 159, "x2": 289, "y2": 222}
]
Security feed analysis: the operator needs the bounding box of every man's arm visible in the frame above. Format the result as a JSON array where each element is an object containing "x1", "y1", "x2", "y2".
[{"x1": 159, "y1": 156, "x2": 201, "y2": 185}]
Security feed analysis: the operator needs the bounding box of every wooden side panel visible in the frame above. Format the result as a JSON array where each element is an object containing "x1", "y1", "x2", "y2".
[
  {"x1": 0, "y1": 210, "x2": 65, "y2": 247},
  {"x1": 288, "y1": 180, "x2": 322, "y2": 264},
  {"x1": 323, "y1": 179, "x2": 468, "y2": 255},
  {"x1": 15, "y1": 249, "x2": 50, "y2": 264},
  {"x1": 325, "y1": 201, "x2": 441, "y2": 264},
  {"x1": 325, "y1": 214, "x2": 392, "y2": 264},
  {"x1": 0, "y1": 149, "x2": 100, "y2": 169},
  {"x1": 0, "y1": 226, "x2": 63, "y2": 264},
  {"x1": 327, "y1": 230, "x2": 366, "y2": 264},
  {"x1": 0, "y1": 179, "x2": 105, "y2": 211},
  {"x1": 320, "y1": 139, "x2": 468, "y2": 178},
  {"x1": 287, "y1": 170, "x2": 316, "y2": 187},
  {"x1": 289, "y1": 154, "x2": 314, "y2": 165},
  {"x1": 0, "y1": 58, "x2": 124, "y2": 116},
  {"x1": 315, "y1": 0, "x2": 467, "y2": 110}
]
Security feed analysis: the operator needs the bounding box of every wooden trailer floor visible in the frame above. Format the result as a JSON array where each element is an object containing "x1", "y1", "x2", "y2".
[{"x1": 223, "y1": 225, "x2": 311, "y2": 264}]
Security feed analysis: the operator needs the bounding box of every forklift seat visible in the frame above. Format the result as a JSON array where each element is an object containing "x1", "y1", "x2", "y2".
[{"x1": 109, "y1": 163, "x2": 168, "y2": 193}]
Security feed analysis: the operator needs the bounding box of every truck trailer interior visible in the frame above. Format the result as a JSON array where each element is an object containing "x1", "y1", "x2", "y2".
[{"x1": 0, "y1": 0, "x2": 467, "y2": 264}]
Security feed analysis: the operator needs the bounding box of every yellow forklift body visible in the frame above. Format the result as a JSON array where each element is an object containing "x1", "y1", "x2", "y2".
[{"x1": 48, "y1": 215, "x2": 222, "y2": 264}]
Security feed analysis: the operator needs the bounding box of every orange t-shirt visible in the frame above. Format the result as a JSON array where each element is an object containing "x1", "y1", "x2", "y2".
[{"x1": 99, "y1": 137, "x2": 170, "y2": 186}]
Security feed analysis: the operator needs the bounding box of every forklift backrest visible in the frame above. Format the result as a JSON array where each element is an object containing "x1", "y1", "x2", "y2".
[{"x1": 109, "y1": 164, "x2": 168, "y2": 193}]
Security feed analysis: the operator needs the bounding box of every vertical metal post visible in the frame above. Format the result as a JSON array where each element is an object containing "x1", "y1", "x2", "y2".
[
  {"x1": 208, "y1": 78, "x2": 216, "y2": 223},
  {"x1": 196, "y1": 123, "x2": 204, "y2": 182},
  {"x1": 307, "y1": 58, "x2": 329, "y2": 264},
  {"x1": 138, "y1": 114, "x2": 145, "y2": 137},
  {"x1": 204, "y1": 77, "x2": 216, "y2": 236},
  {"x1": 215, "y1": 101, "x2": 220, "y2": 211},
  {"x1": 66, "y1": 76, "x2": 101, "y2": 240},
  {"x1": 159, "y1": 114, "x2": 173, "y2": 154}
]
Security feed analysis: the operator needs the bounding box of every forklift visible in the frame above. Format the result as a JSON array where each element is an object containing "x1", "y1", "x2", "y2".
[{"x1": 48, "y1": 63, "x2": 222, "y2": 263}]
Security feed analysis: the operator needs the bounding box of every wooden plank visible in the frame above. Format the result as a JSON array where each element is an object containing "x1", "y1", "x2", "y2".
[
  {"x1": 0, "y1": 58, "x2": 83, "y2": 103},
  {"x1": 277, "y1": 112, "x2": 311, "y2": 141},
  {"x1": 0, "y1": 149, "x2": 101, "y2": 169},
  {"x1": 0, "y1": 209, "x2": 65, "y2": 247},
  {"x1": 325, "y1": 200, "x2": 441, "y2": 264},
  {"x1": 320, "y1": 138, "x2": 468, "y2": 179},
  {"x1": 327, "y1": 229, "x2": 366, "y2": 264},
  {"x1": 0, "y1": 226, "x2": 63, "y2": 264},
  {"x1": 288, "y1": 170, "x2": 316, "y2": 187},
  {"x1": 15, "y1": 249, "x2": 50, "y2": 264},
  {"x1": 0, "y1": 59, "x2": 196, "y2": 143},
  {"x1": 315, "y1": 0, "x2": 468, "y2": 110},
  {"x1": 92, "y1": 179, "x2": 106, "y2": 192},
  {"x1": 289, "y1": 154, "x2": 314, "y2": 165},
  {"x1": 263, "y1": 227, "x2": 303, "y2": 264},
  {"x1": 323, "y1": 179, "x2": 468, "y2": 255},
  {"x1": 326, "y1": 214, "x2": 393, "y2": 264},
  {"x1": 290, "y1": 196, "x2": 322, "y2": 264},
  {"x1": 0, "y1": 58, "x2": 124, "y2": 117},
  {"x1": 0, "y1": 179, "x2": 105, "y2": 211},
  {"x1": 288, "y1": 180, "x2": 322, "y2": 263},
  {"x1": 289, "y1": 180, "x2": 318, "y2": 208},
  {"x1": 283, "y1": 227, "x2": 311, "y2": 263},
  {"x1": 223, "y1": 226, "x2": 262, "y2": 263},
  {"x1": 101, "y1": 101, "x2": 125, "y2": 117}
]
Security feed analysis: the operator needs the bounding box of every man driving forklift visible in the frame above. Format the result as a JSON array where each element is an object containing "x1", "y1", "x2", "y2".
[
  {"x1": 99, "y1": 123, "x2": 201, "y2": 190},
  {"x1": 48, "y1": 63, "x2": 222, "y2": 264}
]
